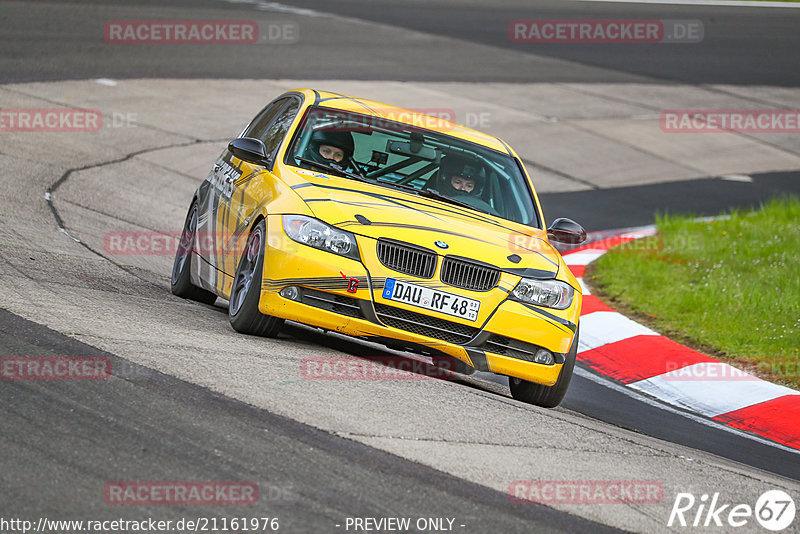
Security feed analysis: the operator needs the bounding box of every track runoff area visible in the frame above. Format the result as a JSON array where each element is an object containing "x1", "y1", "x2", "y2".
[{"x1": 560, "y1": 227, "x2": 799, "y2": 452}]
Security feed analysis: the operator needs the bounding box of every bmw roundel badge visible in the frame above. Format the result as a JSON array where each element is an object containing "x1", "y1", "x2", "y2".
[{"x1": 434, "y1": 240, "x2": 449, "y2": 249}]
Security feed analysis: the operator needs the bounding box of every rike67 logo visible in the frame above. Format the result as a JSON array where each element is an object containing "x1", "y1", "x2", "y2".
[{"x1": 668, "y1": 490, "x2": 795, "y2": 531}]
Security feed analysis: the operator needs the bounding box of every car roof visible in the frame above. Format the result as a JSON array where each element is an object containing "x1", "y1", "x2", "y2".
[{"x1": 290, "y1": 88, "x2": 512, "y2": 155}]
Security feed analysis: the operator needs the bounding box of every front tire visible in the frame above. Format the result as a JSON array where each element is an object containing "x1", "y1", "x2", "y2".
[
  {"x1": 171, "y1": 200, "x2": 218, "y2": 305},
  {"x1": 228, "y1": 219, "x2": 284, "y2": 337},
  {"x1": 508, "y1": 326, "x2": 579, "y2": 408}
]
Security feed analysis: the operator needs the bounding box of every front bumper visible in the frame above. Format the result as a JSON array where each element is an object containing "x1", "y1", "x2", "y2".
[{"x1": 258, "y1": 215, "x2": 580, "y2": 386}]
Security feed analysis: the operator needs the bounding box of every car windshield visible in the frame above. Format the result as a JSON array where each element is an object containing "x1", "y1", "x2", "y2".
[{"x1": 285, "y1": 107, "x2": 540, "y2": 228}]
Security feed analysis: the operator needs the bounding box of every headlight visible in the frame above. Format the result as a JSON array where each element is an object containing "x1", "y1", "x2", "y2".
[
  {"x1": 511, "y1": 278, "x2": 574, "y2": 310},
  {"x1": 282, "y1": 215, "x2": 360, "y2": 260}
]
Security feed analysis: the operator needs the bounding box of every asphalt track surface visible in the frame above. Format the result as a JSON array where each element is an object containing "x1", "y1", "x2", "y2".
[
  {"x1": 3, "y1": 0, "x2": 800, "y2": 85},
  {"x1": 2, "y1": 0, "x2": 800, "y2": 532},
  {"x1": 288, "y1": 0, "x2": 800, "y2": 86},
  {"x1": 0, "y1": 308, "x2": 612, "y2": 533}
]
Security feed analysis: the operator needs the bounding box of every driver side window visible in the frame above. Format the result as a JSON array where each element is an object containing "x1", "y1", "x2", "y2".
[
  {"x1": 244, "y1": 97, "x2": 290, "y2": 140},
  {"x1": 242, "y1": 97, "x2": 301, "y2": 164},
  {"x1": 261, "y1": 99, "x2": 300, "y2": 159}
]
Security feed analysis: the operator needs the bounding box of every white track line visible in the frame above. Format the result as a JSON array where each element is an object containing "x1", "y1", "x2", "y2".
[
  {"x1": 563, "y1": 249, "x2": 608, "y2": 266},
  {"x1": 576, "y1": 277, "x2": 593, "y2": 296},
  {"x1": 630, "y1": 363, "x2": 800, "y2": 416},
  {"x1": 575, "y1": 366, "x2": 800, "y2": 454},
  {"x1": 578, "y1": 311, "x2": 658, "y2": 351}
]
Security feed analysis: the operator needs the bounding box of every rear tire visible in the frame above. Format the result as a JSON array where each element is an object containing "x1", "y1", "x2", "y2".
[
  {"x1": 171, "y1": 200, "x2": 218, "y2": 305},
  {"x1": 508, "y1": 326, "x2": 579, "y2": 408},
  {"x1": 228, "y1": 219, "x2": 284, "y2": 337}
]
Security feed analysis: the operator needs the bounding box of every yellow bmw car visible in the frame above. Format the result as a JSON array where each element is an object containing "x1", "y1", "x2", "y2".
[{"x1": 171, "y1": 89, "x2": 586, "y2": 407}]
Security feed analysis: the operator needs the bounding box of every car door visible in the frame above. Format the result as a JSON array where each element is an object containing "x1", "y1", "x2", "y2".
[
  {"x1": 214, "y1": 95, "x2": 302, "y2": 297},
  {"x1": 193, "y1": 96, "x2": 294, "y2": 294}
]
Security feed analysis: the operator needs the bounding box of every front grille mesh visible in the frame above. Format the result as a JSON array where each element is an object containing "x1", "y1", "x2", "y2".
[
  {"x1": 482, "y1": 334, "x2": 548, "y2": 363},
  {"x1": 301, "y1": 289, "x2": 364, "y2": 319},
  {"x1": 376, "y1": 240, "x2": 436, "y2": 279},
  {"x1": 374, "y1": 303, "x2": 478, "y2": 345},
  {"x1": 440, "y1": 257, "x2": 500, "y2": 292}
]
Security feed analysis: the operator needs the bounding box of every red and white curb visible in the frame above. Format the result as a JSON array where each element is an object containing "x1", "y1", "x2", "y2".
[{"x1": 562, "y1": 227, "x2": 800, "y2": 450}]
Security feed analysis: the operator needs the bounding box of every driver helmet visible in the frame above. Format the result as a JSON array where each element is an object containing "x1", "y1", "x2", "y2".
[
  {"x1": 438, "y1": 154, "x2": 484, "y2": 196},
  {"x1": 303, "y1": 129, "x2": 355, "y2": 168}
]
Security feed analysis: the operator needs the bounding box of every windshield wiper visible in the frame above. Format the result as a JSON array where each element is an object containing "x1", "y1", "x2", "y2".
[
  {"x1": 420, "y1": 187, "x2": 474, "y2": 210},
  {"x1": 376, "y1": 180, "x2": 421, "y2": 195},
  {"x1": 296, "y1": 157, "x2": 372, "y2": 183}
]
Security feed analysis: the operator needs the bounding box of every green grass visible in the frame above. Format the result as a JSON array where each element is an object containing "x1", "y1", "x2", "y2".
[{"x1": 589, "y1": 197, "x2": 800, "y2": 389}]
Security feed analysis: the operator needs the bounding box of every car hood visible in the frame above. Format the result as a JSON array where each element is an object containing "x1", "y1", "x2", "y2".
[{"x1": 290, "y1": 173, "x2": 561, "y2": 278}]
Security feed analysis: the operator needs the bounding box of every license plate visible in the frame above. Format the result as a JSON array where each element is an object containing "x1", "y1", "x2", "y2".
[{"x1": 381, "y1": 278, "x2": 480, "y2": 322}]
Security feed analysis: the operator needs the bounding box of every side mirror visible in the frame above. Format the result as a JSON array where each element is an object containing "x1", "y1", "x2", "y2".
[
  {"x1": 547, "y1": 217, "x2": 586, "y2": 244},
  {"x1": 228, "y1": 137, "x2": 270, "y2": 166}
]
